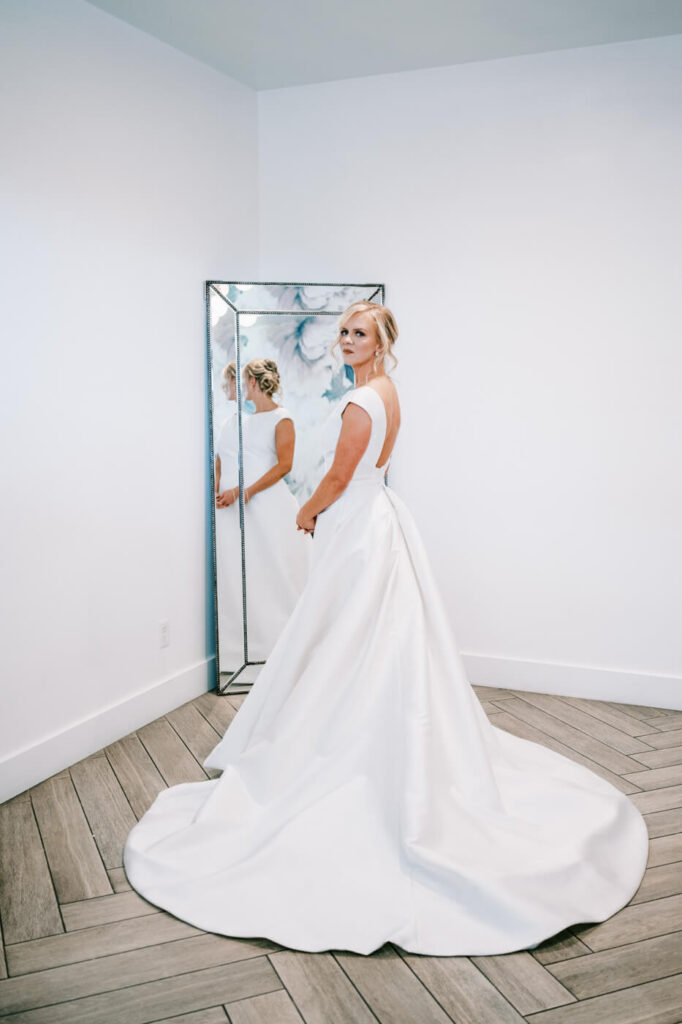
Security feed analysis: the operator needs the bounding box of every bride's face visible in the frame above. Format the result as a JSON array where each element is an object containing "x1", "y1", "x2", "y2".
[{"x1": 339, "y1": 312, "x2": 377, "y2": 367}]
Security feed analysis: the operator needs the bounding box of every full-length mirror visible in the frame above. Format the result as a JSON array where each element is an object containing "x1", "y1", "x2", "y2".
[{"x1": 206, "y1": 281, "x2": 386, "y2": 693}]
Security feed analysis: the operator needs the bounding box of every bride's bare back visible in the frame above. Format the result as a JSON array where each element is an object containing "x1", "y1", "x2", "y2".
[{"x1": 365, "y1": 376, "x2": 401, "y2": 469}]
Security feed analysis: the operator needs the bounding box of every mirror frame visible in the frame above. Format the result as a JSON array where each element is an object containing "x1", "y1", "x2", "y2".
[{"x1": 205, "y1": 280, "x2": 386, "y2": 695}]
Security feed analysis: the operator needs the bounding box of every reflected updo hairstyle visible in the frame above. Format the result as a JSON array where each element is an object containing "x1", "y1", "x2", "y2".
[
  {"x1": 244, "y1": 357, "x2": 281, "y2": 398},
  {"x1": 332, "y1": 301, "x2": 399, "y2": 374},
  {"x1": 221, "y1": 361, "x2": 236, "y2": 383}
]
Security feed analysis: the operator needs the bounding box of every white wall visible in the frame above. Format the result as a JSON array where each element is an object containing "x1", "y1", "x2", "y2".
[
  {"x1": 258, "y1": 35, "x2": 682, "y2": 708},
  {"x1": 0, "y1": 0, "x2": 258, "y2": 800}
]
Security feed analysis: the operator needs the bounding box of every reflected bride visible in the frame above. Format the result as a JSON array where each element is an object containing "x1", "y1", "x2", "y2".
[{"x1": 214, "y1": 358, "x2": 311, "y2": 671}]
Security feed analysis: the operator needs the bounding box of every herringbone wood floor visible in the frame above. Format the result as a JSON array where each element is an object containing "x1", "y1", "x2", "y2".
[{"x1": 1, "y1": 685, "x2": 682, "y2": 1023}]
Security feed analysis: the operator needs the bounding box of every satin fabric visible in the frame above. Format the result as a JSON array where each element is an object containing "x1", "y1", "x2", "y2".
[
  {"x1": 124, "y1": 384, "x2": 649, "y2": 955},
  {"x1": 214, "y1": 406, "x2": 311, "y2": 666}
]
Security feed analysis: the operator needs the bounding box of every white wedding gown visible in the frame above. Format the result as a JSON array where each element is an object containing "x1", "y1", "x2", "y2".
[
  {"x1": 124, "y1": 384, "x2": 649, "y2": 956},
  {"x1": 214, "y1": 406, "x2": 311, "y2": 667}
]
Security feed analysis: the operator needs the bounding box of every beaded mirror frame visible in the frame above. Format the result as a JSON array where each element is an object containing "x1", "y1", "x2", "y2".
[{"x1": 205, "y1": 281, "x2": 386, "y2": 694}]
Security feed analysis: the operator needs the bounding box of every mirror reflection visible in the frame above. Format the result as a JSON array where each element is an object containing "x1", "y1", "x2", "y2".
[
  {"x1": 214, "y1": 358, "x2": 311, "y2": 670},
  {"x1": 207, "y1": 282, "x2": 385, "y2": 691}
]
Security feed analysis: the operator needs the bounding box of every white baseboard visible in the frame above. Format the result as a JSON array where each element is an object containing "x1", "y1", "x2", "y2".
[
  {"x1": 462, "y1": 652, "x2": 682, "y2": 711},
  {"x1": 0, "y1": 658, "x2": 215, "y2": 804}
]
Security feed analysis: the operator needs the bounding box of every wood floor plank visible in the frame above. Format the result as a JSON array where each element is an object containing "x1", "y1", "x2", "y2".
[
  {"x1": 613, "y1": 702, "x2": 674, "y2": 721},
  {"x1": 555, "y1": 697, "x2": 665, "y2": 739},
  {"x1": 68, "y1": 751, "x2": 106, "y2": 770},
  {"x1": 637, "y1": 729, "x2": 682, "y2": 750},
  {"x1": 69, "y1": 756, "x2": 137, "y2": 869},
  {"x1": 61, "y1": 890, "x2": 158, "y2": 930},
  {"x1": 0, "y1": 933, "x2": 279, "y2": 1014},
  {"x1": 400, "y1": 953, "x2": 526, "y2": 1024},
  {"x1": 0, "y1": 796, "x2": 63, "y2": 944},
  {"x1": 547, "y1": 931, "x2": 682, "y2": 999},
  {"x1": 5, "y1": 913, "x2": 201, "y2": 976},
  {"x1": 638, "y1": 713, "x2": 682, "y2": 733},
  {"x1": 105, "y1": 734, "x2": 167, "y2": 819},
  {"x1": 227, "y1": 989, "x2": 304, "y2": 1024},
  {"x1": 30, "y1": 777, "x2": 112, "y2": 903},
  {"x1": 507, "y1": 691, "x2": 654, "y2": 755},
  {"x1": 166, "y1": 702, "x2": 222, "y2": 765},
  {"x1": 268, "y1": 949, "x2": 377, "y2": 1024},
  {"x1": 335, "y1": 943, "x2": 454, "y2": 1022},
  {"x1": 524, "y1": 973, "x2": 682, "y2": 1023},
  {"x1": 107, "y1": 866, "x2": 132, "y2": 892},
  {"x1": 0, "y1": 957, "x2": 281, "y2": 1024},
  {"x1": 632, "y1": 746, "x2": 682, "y2": 769},
  {"x1": 648, "y1": 834, "x2": 682, "y2": 868},
  {"x1": 630, "y1": 862, "x2": 682, "y2": 904},
  {"x1": 630, "y1": 784, "x2": 682, "y2": 814},
  {"x1": 486, "y1": 710, "x2": 640, "y2": 794},
  {"x1": 470, "y1": 950, "x2": 576, "y2": 1014},
  {"x1": 623, "y1": 765, "x2": 682, "y2": 790},
  {"x1": 0, "y1": 928, "x2": 7, "y2": 980},
  {"x1": 643, "y1": 806, "x2": 682, "y2": 839},
  {"x1": 194, "y1": 692, "x2": 239, "y2": 735},
  {"x1": 531, "y1": 929, "x2": 592, "y2": 966},
  {"x1": 497, "y1": 698, "x2": 647, "y2": 774},
  {"x1": 154, "y1": 1011, "x2": 227, "y2": 1024},
  {"x1": 473, "y1": 686, "x2": 516, "y2": 703},
  {"x1": 571, "y1": 893, "x2": 682, "y2": 951},
  {"x1": 137, "y1": 718, "x2": 207, "y2": 785}
]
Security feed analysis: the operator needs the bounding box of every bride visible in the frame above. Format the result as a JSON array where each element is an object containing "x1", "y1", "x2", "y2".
[
  {"x1": 124, "y1": 301, "x2": 649, "y2": 956},
  {"x1": 214, "y1": 357, "x2": 311, "y2": 668}
]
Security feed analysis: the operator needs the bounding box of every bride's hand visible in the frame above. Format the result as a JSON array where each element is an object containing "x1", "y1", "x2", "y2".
[
  {"x1": 216, "y1": 488, "x2": 238, "y2": 508},
  {"x1": 296, "y1": 507, "x2": 317, "y2": 534}
]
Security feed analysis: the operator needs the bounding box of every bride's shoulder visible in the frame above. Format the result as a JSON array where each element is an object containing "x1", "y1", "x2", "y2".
[
  {"x1": 372, "y1": 376, "x2": 399, "y2": 397},
  {"x1": 364, "y1": 377, "x2": 400, "y2": 419},
  {"x1": 273, "y1": 405, "x2": 294, "y2": 423}
]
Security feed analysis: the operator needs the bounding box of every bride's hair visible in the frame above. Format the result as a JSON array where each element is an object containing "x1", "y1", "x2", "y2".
[
  {"x1": 244, "y1": 357, "x2": 281, "y2": 398},
  {"x1": 221, "y1": 361, "x2": 236, "y2": 382},
  {"x1": 332, "y1": 301, "x2": 399, "y2": 373}
]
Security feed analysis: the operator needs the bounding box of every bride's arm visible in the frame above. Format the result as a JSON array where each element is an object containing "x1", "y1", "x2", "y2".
[
  {"x1": 243, "y1": 419, "x2": 295, "y2": 501},
  {"x1": 299, "y1": 404, "x2": 371, "y2": 520}
]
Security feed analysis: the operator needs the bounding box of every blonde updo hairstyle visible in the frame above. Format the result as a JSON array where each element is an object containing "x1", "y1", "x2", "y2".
[
  {"x1": 332, "y1": 301, "x2": 399, "y2": 374},
  {"x1": 221, "y1": 361, "x2": 236, "y2": 383},
  {"x1": 243, "y1": 357, "x2": 281, "y2": 398}
]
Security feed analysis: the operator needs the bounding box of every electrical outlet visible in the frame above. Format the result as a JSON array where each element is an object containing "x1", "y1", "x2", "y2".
[{"x1": 159, "y1": 620, "x2": 170, "y2": 648}]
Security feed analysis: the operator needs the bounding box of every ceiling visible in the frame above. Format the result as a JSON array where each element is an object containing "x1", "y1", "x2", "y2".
[{"x1": 85, "y1": 0, "x2": 682, "y2": 90}]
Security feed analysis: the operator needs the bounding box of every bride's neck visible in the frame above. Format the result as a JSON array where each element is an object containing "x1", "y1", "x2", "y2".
[{"x1": 354, "y1": 368, "x2": 387, "y2": 388}]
